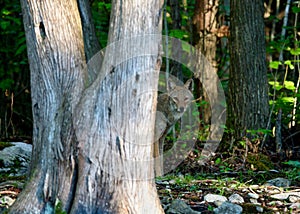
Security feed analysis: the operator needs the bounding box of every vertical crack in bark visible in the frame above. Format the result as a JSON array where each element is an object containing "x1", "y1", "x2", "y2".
[{"x1": 65, "y1": 150, "x2": 79, "y2": 213}]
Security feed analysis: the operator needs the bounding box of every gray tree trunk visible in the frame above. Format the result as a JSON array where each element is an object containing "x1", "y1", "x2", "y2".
[
  {"x1": 228, "y1": 0, "x2": 269, "y2": 140},
  {"x1": 11, "y1": 0, "x2": 164, "y2": 213}
]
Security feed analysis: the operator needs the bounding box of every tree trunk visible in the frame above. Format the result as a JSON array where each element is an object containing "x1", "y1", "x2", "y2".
[
  {"x1": 228, "y1": 0, "x2": 269, "y2": 140},
  {"x1": 11, "y1": 0, "x2": 164, "y2": 213},
  {"x1": 10, "y1": 0, "x2": 86, "y2": 213},
  {"x1": 192, "y1": 0, "x2": 219, "y2": 125},
  {"x1": 192, "y1": 0, "x2": 225, "y2": 162}
]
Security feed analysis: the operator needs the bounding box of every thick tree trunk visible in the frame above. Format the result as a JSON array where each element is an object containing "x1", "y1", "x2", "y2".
[
  {"x1": 71, "y1": 0, "x2": 164, "y2": 211},
  {"x1": 228, "y1": 0, "x2": 269, "y2": 140},
  {"x1": 10, "y1": 0, "x2": 86, "y2": 213},
  {"x1": 12, "y1": 0, "x2": 164, "y2": 213}
]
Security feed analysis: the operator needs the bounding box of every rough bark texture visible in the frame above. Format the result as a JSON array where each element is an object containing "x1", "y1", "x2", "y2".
[
  {"x1": 72, "y1": 0, "x2": 164, "y2": 211},
  {"x1": 12, "y1": 0, "x2": 164, "y2": 213},
  {"x1": 228, "y1": 0, "x2": 269, "y2": 140},
  {"x1": 192, "y1": 0, "x2": 219, "y2": 125},
  {"x1": 10, "y1": 0, "x2": 86, "y2": 213},
  {"x1": 77, "y1": 0, "x2": 104, "y2": 84}
]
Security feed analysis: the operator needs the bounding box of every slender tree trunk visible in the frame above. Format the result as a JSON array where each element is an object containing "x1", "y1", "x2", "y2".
[
  {"x1": 228, "y1": 0, "x2": 269, "y2": 140},
  {"x1": 12, "y1": 0, "x2": 164, "y2": 213},
  {"x1": 192, "y1": 0, "x2": 219, "y2": 125},
  {"x1": 169, "y1": 0, "x2": 183, "y2": 80}
]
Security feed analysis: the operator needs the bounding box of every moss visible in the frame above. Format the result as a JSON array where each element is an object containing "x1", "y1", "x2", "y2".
[
  {"x1": 0, "y1": 142, "x2": 13, "y2": 150},
  {"x1": 55, "y1": 199, "x2": 67, "y2": 214},
  {"x1": 247, "y1": 153, "x2": 274, "y2": 171}
]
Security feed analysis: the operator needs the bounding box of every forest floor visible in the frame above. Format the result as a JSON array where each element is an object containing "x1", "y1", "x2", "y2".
[{"x1": 0, "y1": 141, "x2": 299, "y2": 213}]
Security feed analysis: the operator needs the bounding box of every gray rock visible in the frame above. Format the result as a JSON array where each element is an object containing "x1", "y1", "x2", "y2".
[
  {"x1": 249, "y1": 198, "x2": 260, "y2": 205},
  {"x1": 0, "y1": 142, "x2": 32, "y2": 176},
  {"x1": 248, "y1": 193, "x2": 259, "y2": 199},
  {"x1": 228, "y1": 193, "x2": 244, "y2": 204},
  {"x1": 265, "y1": 177, "x2": 291, "y2": 187},
  {"x1": 289, "y1": 202, "x2": 300, "y2": 211},
  {"x1": 213, "y1": 202, "x2": 242, "y2": 214},
  {"x1": 204, "y1": 194, "x2": 227, "y2": 203},
  {"x1": 270, "y1": 192, "x2": 300, "y2": 200},
  {"x1": 256, "y1": 206, "x2": 264, "y2": 212},
  {"x1": 166, "y1": 199, "x2": 201, "y2": 214},
  {"x1": 0, "y1": 195, "x2": 15, "y2": 207}
]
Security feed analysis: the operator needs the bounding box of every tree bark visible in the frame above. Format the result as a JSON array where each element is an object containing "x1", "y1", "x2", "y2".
[
  {"x1": 193, "y1": 0, "x2": 219, "y2": 125},
  {"x1": 71, "y1": 0, "x2": 164, "y2": 211},
  {"x1": 12, "y1": 0, "x2": 164, "y2": 213},
  {"x1": 10, "y1": 0, "x2": 86, "y2": 213},
  {"x1": 228, "y1": 0, "x2": 269, "y2": 140}
]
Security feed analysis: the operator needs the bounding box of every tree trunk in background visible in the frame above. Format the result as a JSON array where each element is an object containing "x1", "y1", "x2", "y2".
[
  {"x1": 12, "y1": 0, "x2": 164, "y2": 213},
  {"x1": 192, "y1": 0, "x2": 219, "y2": 131},
  {"x1": 228, "y1": 0, "x2": 269, "y2": 140},
  {"x1": 170, "y1": 0, "x2": 183, "y2": 80},
  {"x1": 78, "y1": 0, "x2": 101, "y2": 61}
]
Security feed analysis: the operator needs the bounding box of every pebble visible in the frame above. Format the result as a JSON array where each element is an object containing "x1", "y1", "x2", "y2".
[
  {"x1": 203, "y1": 193, "x2": 227, "y2": 203},
  {"x1": 248, "y1": 193, "x2": 259, "y2": 199},
  {"x1": 256, "y1": 206, "x2": 264, "y2": 212},
  {"x1": 228, "y1": 193, "x2": 244, "y2": 204}
]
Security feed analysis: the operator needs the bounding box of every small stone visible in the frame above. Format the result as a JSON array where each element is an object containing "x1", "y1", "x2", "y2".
[
  {"x1": 156, "y1": 180, "x2": 169, "y2": 185},
  {"x1": 249, "y1": 185, "x2": 260, "y2": 189},
  {"x1": 248, "y1": 193, "x2": 259, "y2": 199},
  {"x1": 228, "y1": 194, "x2": 244, "y2": 204},
  {"x1": 250, "y1": 198, "x2": 260, "y2": 205},
  {"x1": 256, "y1": 206, "x2": 264, "y2": 212},
  {"x1": 289, "y1": 195, "x2": 300, "y2": 203},
  {"x1": 265, "y1": 177, "x2": 291, "y2": 187},
  {"x1": 169, "y1": 179, "x2": 176, "y2": 184},
  {"x1": 271, "y1": 192, "x2": 300, "y2": 200},
  {"x1": 0, "y1": 196, "x2": 15, "y2": 206},
  {"x1": 204, "y1": 194, "x2": 227, "y2": 203},
  {"x1": 213, "y1": 202, "x2": 242, "y2": 214},
  {"x1": 289, "y1": 202, "x2": 300, "y2": 211},
  {"x1": 166, "y1": 199, "x2": 201, "y2": 214}
]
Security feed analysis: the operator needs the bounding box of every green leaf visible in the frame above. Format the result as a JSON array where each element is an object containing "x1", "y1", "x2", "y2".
[
  {"x1": 0, "y1": 21, "x2": 10, "y2": 30},
  {"x1": 292, "y1": 6, "x2": 300, "y2": 13},
  {"x1": 269, "y1": 61, "x2": 282, "y2": 69},
  {"x1": 284, "y1": 81, "x2": 295, "y2": 90},
  {"x1": 283, "y1": 160, "x2": 300, "y2": 168},
  {"x1": 15, "y1": 44, "x2": 26, "y2": 56},
  {"x1": 215, "y1": 157, "x2": 221, "y2": 165},
  {"x1": 0, "y1": 79, "x2": 14, "y2": 90},
  {"x1": 1, "y1": 9, "x2": 11, "y2": 15},
  {"x1": 169, "y1": 29, "x2": 188, "y2": 39},
  {"x1": 284, "y1": 60, "x2": 294, "y2": 69},
  {"x1": 269, "y1": 81, "x2": 283, "y2": 90},
  {"x1": 281, "y1": 97, "x2": 295, "y2": 103},
  {"x1": 290, "y1": 48, "x2": 300, "y2": 56}
]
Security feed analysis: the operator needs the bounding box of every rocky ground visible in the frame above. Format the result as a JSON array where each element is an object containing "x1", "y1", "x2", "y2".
[{"x1": 0, "y1": 142, "x2": 299, "y2": 213}]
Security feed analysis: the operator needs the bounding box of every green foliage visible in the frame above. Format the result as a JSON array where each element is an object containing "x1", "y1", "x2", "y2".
[
  {"x1": 0, "y1": 1, "x2": 27, "y2": 90},
  {"x1": 283, "y1": 160, "x2": 300, "y2": 180},
  {"x1": 91, "y1": 1, "x2": 111, "y2": 48},
  {"x1": 54, "y1": 199, "x2": 67, "y2": 214},
  {"x1": 214, "y1": 157, "x2": 232, "y2": 173},
  {"x1": 0, "y1": 141, "x2": 13, "y2": 150},
  {"x1": 247, "y1": 153, "x2": 274, "y2": 171}
]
